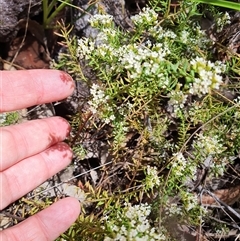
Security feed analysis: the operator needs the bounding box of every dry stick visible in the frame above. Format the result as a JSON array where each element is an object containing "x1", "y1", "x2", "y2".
[
  {"x1": 28, "y1": 161, "x2": 113, "y2": 199},
  {"x1": 201, "y1": 189, "x2": 240, "y2": 229},
  {"x1": 1, "y1": 211, "x2": 25, "y2": 222},
  {"x1": 9, "y1": 0, "x2": 32, "y2": 69},
  {"x1": 209, "y1": 215, "x2": 240, "y2": 231},
  {"x1": 71, "y1": 112, "x2": 93, "y2": 145},
  {"x1": 0, "y1": 58, "x2": 25, "y2": 70}
]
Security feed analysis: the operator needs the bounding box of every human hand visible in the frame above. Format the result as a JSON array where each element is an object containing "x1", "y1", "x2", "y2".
[{"x1": 0, "y1": 70, "x2": 80, "y2": 241}]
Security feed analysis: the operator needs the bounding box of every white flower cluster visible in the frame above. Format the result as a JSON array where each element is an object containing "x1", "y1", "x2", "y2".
[
  {"x1": 181, "y1": 26, "x2": 210, "y2": 50},
  {"x1": 216, "y1": 12, "x2": 231, "y2": 33},
  {"x1": 117, "y1": 101, "x2": 134, "y2": 116},
  {"x1": 120, "y1": 42, "x2": 170, "y2": 81},
  {"x1": 131, "y1": 7, "x2": 158, "y2": 26},
  {"x1": 192, "y1": 133, "x2": 229, "y2": 176},
  {"x1": 210, "y1": 157, "x2": 229, "y2": 176},
  {"x1": 234, "y1": 96, "x2": 240, "y2": 105},
  {"x1": 88, "y1": 84, "x2": 115, "y2": 124},
  {"x1": 89, "y1": 14, "x2": 113, "y2": 28},
  {"x1": 171, "y1": 152, "x2": 197, "y2": 181},
  {"x1": 192, "y1": 133, "x2": 224, "y2": 157},
  {"x1": 181, "y1": 192, "x2": 199, "y2": 211},
  {"x1": 171, "y1": 152, "x2": 187, "y2": 177},
  {"x1": 98, "y1": 28, "x2": 118, "y2": 43},
  {"x1": 77, "y1": 37, "x2": 95, "y2": 59},
  {"x1": 88, "y1": 84, "x2": 109, "y2": 113},
  {"x1": 88, "y1": 83, "x2": 108, "y2": 114},
  {"x1": 168, "y1": 85, "x2": 188, "y2": 116},
  {"x1": 233, "y1": 97, "x2": 240, "y2": 121},
  {"x1": 144, "y1": 165, "x2": 160, "y2": 190},
  {"x1": 149, "y1": 25, "x2": 177, "y2": 41},
  {"x1": 131, "y1": 7, "x2": 176, "y2": 40},
  {"x1": 104, "y1": 203, "x2": 166, "y2": 241},
  {"x1": 189, "y1": 57, "x2": 225, "y2": 97},
  {"x1": 165, "y1": 203, "x2": 182, "y2": 216},
  {"x1": 195, "y1": 27, "x2": 211, "y2": 49},
  {"x1": 94, "y1": 43, "x2": 122, "y2": 73},
  {"x1": 104, "y1": 114, "x2": 116, "y2": 124},
  {"x1": 180, "y1": 30, "x2": 190, "y2": 44},
  {"x1": 98, "y1": 43, "x2": 116, "y2": 57}
]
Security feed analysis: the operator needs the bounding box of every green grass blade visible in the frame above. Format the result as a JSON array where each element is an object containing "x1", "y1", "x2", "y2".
[
  {"x1": 42, "y1": 0, "x2": 49, "y2": 28},
  {"x1": 45, "y1": 0, "x2": 71, "y2": 28},
  {"x1": 48, "y1": 0, "x2": 59, "y2": 16},
  {"x1": 192, "y1": 0, "x2": 240, "y2": 10}
]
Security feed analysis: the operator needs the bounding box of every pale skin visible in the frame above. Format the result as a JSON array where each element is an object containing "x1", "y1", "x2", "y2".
[{"x1": 0, "y1": 70, "x2": 81, "y2": 241}]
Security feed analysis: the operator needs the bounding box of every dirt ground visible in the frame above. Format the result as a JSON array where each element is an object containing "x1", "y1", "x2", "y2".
[{"x1": 0, "y1": 1, "x2": 240, "y2": 240}]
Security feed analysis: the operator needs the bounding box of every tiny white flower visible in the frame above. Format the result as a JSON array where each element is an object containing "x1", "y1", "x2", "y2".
[
  {"x1": 0, "y1": 113, "x2": 7, "y2": 125},
  {"x1": 131, "y1": 7, "x2": 158, "y2": 26},
  {"x1": 89, "y1": 14, "x2": 113, "y2": 27},
  {"x1": 189, "y1": 57, "x2": 225, "y2": 96},
  {"x1": 180, "y1": 30, "x2": 189, "y2": 43}
]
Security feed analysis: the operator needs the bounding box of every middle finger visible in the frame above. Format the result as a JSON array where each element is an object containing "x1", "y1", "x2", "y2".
[{"x1": 0, "y1": 117, "x2": 71, "y2": 171}]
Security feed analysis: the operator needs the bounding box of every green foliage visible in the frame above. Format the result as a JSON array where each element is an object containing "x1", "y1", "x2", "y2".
[
  {"x1": 52, "y1": 21, "x2": 87, "y2": 81},
  {"x1": 0, "y1": 112, "x2": 19, "y2": 126},
  {"x1": 52, "y1": 1, "x2": 240, "y2": 240}
]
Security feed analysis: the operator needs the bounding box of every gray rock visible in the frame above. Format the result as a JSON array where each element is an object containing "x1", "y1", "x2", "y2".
[
  {"x1": 0, "y1": 0, "x2": 42, "y2": 42},
  {"x1": 74, "y1": 2, "x2": 99, "y2": 39},
  {"x1": 100, "y1": 0, "x2": 133, "y2": 29},
  {"x1": 73, "y1": 0, "x2": 133, "y2": 39}
]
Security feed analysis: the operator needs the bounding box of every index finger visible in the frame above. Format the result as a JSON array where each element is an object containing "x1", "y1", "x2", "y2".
[{"x1": 0, "y1": 70, "x2": 75, "y2": 112}]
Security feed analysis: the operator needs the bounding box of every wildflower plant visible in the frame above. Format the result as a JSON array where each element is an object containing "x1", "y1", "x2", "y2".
[
  {"x1": 103, "y1": 203, "x2": 166, "y2": 241},
  {"x1": 53, "y1": 1, "x2": 240, "y2": 240},
  {"x1": 0, "y1": 112, "x2": 19, "y2": 126}
]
